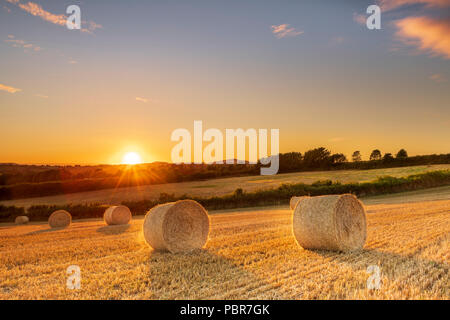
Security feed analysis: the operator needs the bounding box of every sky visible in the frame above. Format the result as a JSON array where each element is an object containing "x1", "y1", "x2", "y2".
[{"x1": 0, "y1": 0, "x2": 449, "y2": 165}]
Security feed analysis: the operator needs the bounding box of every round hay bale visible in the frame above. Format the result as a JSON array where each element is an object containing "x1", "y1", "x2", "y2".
[
  {"x1": 48, "y1": 210, "x2": 71, "y2": 228},
  {"x1": 104, "y1": 205, "x2": 132, "y2": 225},
  {"x1": 15, "y1": 216, "x2": 29, "y2": 225},
  {"x1": 293, "y1": 194, "x2": 367, "y2": 252},
  {"x1": 290, "y1": 196, "x2": 308, "y2": 210},
  {"x1": 143, "y1": 200, "x2": 210, "y2": 253}
]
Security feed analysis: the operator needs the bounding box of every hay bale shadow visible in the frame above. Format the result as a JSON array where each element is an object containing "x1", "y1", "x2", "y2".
[
  {"x1": 146, "y1": 249, "x2": 288, "y2": 299},
  {"x1": 311, "y1": 246, "x2": 449, "y2": 295},
  {"x1": 96, "y1": 224, "x2": 130, "y2": 235},
  {"x1": 26, "y1": 227, "x2": 67, "y2": 235}
]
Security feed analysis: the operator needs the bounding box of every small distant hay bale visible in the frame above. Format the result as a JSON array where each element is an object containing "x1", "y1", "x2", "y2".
[
  {"x1": 48, "y1": 210, "x2": 72, "y2": 228},
  {"x1": 104, "y1": 205, "x2": 132, "y2": 225},
  {"x1": 143, "y1": 200, "x2": 210, "y2": 253},
  {"x1": 15, "y1": 216, "x2": 29, "y2": 225},
  {"x1": 290, "y1": 196, "x2": 308, "y2": 210},
  {"x1": 293, "y1": 194, "x2": 367, "y2": 252}
]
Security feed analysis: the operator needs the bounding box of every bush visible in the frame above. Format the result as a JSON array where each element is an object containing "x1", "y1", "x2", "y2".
[
  {"x1": 24, "y1": 204, "x2": 108, "y2": 222},
  {"x1": 0, "y1": 205, "x2": 25, "y2": 222},
  {"x1": 311, "y1": 180, "x2": 334, "y2": 187}
]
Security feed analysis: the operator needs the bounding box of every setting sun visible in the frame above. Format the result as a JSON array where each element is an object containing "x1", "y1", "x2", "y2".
[{"x1": 122, "y1": 152, "x2": 142, "y2": 165}]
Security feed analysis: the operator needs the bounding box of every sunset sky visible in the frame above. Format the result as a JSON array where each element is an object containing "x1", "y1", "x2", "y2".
[{"x1": 1, "y1": 0, "x2": 449, "y2": 165}]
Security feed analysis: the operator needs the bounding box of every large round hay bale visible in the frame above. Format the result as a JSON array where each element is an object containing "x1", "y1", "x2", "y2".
[
  {"x1": 48, "y1": 210, "x2": 71, "y2": 228},
  {"x1": 15, "y1": 216, "x2": 29, "y2": 225},
  {"x1": 104, "y1": 205, "x2": 132, "y2": 225},
  {"x1": 143, "y1": 200, "x2": 210, "y2": 253},
  {"x1": 293, "y1": 194, "x2": 367, "y2": 252},
  {"x1": 290, "y1": 196, "x2": 308, "y2": 210}
]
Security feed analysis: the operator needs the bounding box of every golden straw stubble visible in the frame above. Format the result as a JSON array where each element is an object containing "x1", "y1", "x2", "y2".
[
  {"x1": 48, "y1": 210, "x2": 72, "y2": 228},
  {"x1": 104, "y1": 205, "x2": 132, "y2": 225},
  {"x1": 143, "y1": 200, "x2": 210, "y2": 253},
  {"x1": 293, "y1": 194, "x2": 367, "y2": 251}
]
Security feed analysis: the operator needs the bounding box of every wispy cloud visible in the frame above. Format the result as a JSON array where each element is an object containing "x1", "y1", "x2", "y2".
[
  {"x1": 353, "y1": 13, "x2": 367, "y2": 26},
  {"x1": 6, "y1": 0, "x2": 66, "y2": 25},
  {"x1": 35, "y1": 94, "x2": 48, "y2": 98},
  {"x1": 85, "y1": 21, "x2": 102, "y2": 33},
  {"x1": 0, "y1": 83, "x2": 21, "y2": 93},
  {"x1": 5, "y1": 35, "x2": 81, "y2": 65},
  {"x1": 271, "y1": 24, "x2": 303, "y2": 39},
  {"x1": 5, "y1": 0, "x2": 102, "y2": 33},
  {"x1": 377, "y1": 0, "x2": 449, "y2": 11},
  {"x1": 4, "y1": 35, "x2": 42, "y2": 52},
  {"x1": 394, "y1": 16, "x2": 450, "y2": 59},
  {"x1": 429, "y1": 73, "x2": 447, "y2": 83},
  {"x1": 135, "y1": 97, "x2": 148, "y2": 103}
]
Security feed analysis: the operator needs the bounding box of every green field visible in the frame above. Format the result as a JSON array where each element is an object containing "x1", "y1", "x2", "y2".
[{"x1": 1, "y1": 164, "x2": 450, "y2": 208}]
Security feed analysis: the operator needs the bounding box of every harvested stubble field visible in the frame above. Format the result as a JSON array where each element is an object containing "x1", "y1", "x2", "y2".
[{"x1": 0, "y1": 199, "x2": 448, "y2": 300}]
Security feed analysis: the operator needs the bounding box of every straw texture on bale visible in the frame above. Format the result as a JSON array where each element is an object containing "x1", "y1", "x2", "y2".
[
  {"x1": 293, "y1": 194, "x2": 367, "y2": 252},
  {"x1": 15, "y1": 216, "x2": 29, "y2": 224},
  {"x1": 290, "y1": 196, "x2": 307, "y2": 210},
  {"x1": 48, "y1": 210, "x2": 72, "y2": 228},
  {"x1": 143, "y1": 200, "x2": 210, "y2": 253},
  {"x1": 104, "y1": 205, "x2": 132, "y2": 225}
]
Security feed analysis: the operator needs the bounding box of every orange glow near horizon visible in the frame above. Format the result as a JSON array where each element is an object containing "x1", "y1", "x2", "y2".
[{"x1": 122, "y1": 152, "x2": 142, "y2": 165}]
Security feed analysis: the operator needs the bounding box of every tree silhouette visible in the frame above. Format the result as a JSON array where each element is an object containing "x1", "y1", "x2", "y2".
[
  {"x1": 330, "y1": 153, "x2": 347, "y2": 163},
  {"x1": 396, "y1": 149, "x2": 408, "y2": 158},
  {"x1": 279, "y1": 152, "x2": 303, "y2": 171},
  {"x1": 352, "y1": 151, "x2": 362, "y2": 162},
  {"x1": 383, "y1": 153, "x2": 394, "y2": 162},
  {"x1": 303, "y1": 147, "x2": 331, "y2": 167},
  {"x1": 370, "y1": 149, "x2": 382, "y2": 161}
]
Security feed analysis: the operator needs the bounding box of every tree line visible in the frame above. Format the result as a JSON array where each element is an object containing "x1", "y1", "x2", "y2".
[
  {"x1": 277, "y1": 148, "x2": 448, "y2": 172},
  {"x1": 0, "y1": 148, "x2": 449, "y2": 201}
]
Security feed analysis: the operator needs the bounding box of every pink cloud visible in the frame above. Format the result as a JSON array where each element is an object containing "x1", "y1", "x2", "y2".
[
  {"x1": 429, "y1": 73, "x2": 447, "y2": 83},
  {"x1": 271, "y1": 24, "x2": 303, "y2": 39},
  {"x1": 15, "y1": 1, "x2": 67, "y2": 26},
  {"x1": 5, "y1": 0, "x2": 102, "y2": 33},
  {"x1": 395, "y1": 16, "x2": 450, "y2": 59},
  {"x1": 5, "y1": 36, "x2": 42, "y2": 52},
  {"x1": 135, "y1": 97, "x2": 149, "y2": 103},
  {"x1": 0, "y1": 83, "x2": 21, "y2": 93},
  {"x1": 378, "y1": 0, "x2": 450, "y2": 11},
  {"x1": 353, "y1": 13, "x2": 367, "y2": 26}
]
